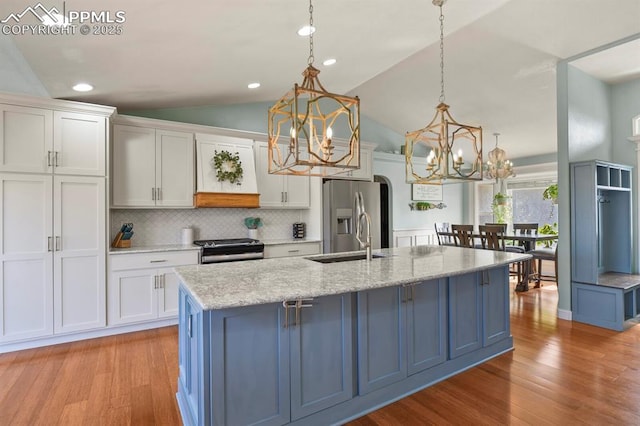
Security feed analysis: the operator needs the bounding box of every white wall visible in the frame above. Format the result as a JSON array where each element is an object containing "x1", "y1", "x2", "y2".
[{"x1": 373, "y1": 152, "x2": 464, "y2": 232}]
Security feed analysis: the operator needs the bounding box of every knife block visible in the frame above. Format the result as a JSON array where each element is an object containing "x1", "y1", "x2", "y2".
[{"x1": 111, "y1": 232, "x2": 131, "y2": 248}]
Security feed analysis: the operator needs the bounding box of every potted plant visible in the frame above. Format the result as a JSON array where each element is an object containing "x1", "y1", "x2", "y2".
[
  {"x1": 493, "y1": 192, "x2": 509, "y2": 206},
  {"x1": 491, "y1": 193, "x2": 511, "y2": 223},
  {"x1": 415, "y1": 202, "x2": 432, "y2": 211},
  {"x1": 543, "y1": 183, "x2": 558, "y2": 204},
  {"x1": 538, "y1": 222, "x2": 558, "y2": 247},
  {"x1": 244, "y1": 217, "x2": 263, "y2": 239}
]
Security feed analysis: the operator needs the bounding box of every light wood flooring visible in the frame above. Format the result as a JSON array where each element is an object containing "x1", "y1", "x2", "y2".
[{"x1": 1, "y1": 277, "x2": 640, "y2": 425}]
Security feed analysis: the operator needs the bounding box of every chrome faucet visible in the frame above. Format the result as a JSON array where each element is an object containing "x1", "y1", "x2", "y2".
[{"x1": 356, "y1": 211, "x2": 372, "y2": 261}]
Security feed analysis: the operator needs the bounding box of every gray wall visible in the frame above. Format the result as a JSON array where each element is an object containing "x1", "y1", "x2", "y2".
[
  {"x1": 0, "y1": 35, "x2": 48, "y2": 97},
  {"x1": 567, "y1": 65, "x2": 612, "y2": 162},
  {"x1": 124, "y1": 102, "x2": 403, "y2": 153}
]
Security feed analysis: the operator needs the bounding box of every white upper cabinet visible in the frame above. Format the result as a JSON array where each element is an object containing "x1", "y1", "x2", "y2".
[
  {"x1": 329, "y1": 143, "x2": 374, "y2": 181},
  {"x1": 53, "y1": 111, "x2": 106, "y2": 176},
  {"x1": 254, "y1": 141, "x2": 309, "y2": 208},
  {"x1": 0, "y1": 105, "x2": 53, "y2": 173},
  {"x1": 112, "y1": 124, "x2": 194, "y2": 208},
  {"x1": 112, "y1": 125, "x2": 156, "y2": 207},
  {"x1": 156, "y1": 130, "x2": 195, "y2": 207},
  {"x1": 0, "y1": 104, "x2": 107, "y2": 176},
  {"x1": 195, "y1": 133, "x2": 257, "y2": 194}
]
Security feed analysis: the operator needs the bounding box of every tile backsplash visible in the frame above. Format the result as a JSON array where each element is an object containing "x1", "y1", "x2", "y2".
[{"x1": 111, "y1": 208, "x2": 308, "y2": 246}]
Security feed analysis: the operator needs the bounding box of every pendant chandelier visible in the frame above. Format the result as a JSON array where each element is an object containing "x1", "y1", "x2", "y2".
[
  {"x1": 405, "y1": 0, "x2": 483, "y2": 184},
  {"x1": 267, "y1": 0, "x2": 360, "y2": 176},
  {"x1": 485, "y1": 133, "x2": 515, "y2": 180}
]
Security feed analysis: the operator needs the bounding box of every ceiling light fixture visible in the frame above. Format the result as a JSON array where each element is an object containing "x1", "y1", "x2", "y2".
[
  {"x1": 322, "y1": 58, "x2": 337, "y2": 66},
  {"x1": 247, "y1": 82, "x2": 261, "y2": 89},
  {"x1": 485, "y1": 133, "x2": 515, "y2": 181},
  {"x1": 405, "y1": 0, "x2": 483, "y2": 184},
  {"x1": 268, "y1": 0, "x2": 360, "y2": 176},
  {"x1": 72, "y1": 83, "x2": 94, "y2": 92}
]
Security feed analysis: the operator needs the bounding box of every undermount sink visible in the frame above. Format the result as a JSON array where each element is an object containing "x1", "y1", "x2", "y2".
[{"x1": 307, "y1": 253, "x2": 386, "y2": 263}]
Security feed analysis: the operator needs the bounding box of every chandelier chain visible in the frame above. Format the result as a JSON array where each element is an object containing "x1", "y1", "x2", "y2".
[
  {"x1": 307, "y1": 0, "x2": 315, "y2": 65},
  {"x1": 438, "y1": 5, "x2": 445, "y2": 103}
]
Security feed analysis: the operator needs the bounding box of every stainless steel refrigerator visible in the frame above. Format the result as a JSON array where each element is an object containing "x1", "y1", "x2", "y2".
[{"x1": 323, "y1": 180, "x2": 381, "y2": 253}]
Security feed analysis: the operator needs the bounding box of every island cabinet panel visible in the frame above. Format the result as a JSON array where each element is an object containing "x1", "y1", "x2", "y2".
[
  {"x1": 407, "y1": 279, "x2": 448, "y2": 375},
  {"x1": 210, "y1": 303, "x2": 290, "y2": 426},
  {"x1": 483, "y1": 267, "x2": 510, "y2": 346},
  {"x1": 357, "y1": 286, "x2": 405, "y2": 394},
  {"x1": 290, "y1": 294, "x2": 353, "y2": 420},
  {"x1": 357, "y1": 279, "x2": 447, "y2": 395},
  {"x1": 449, "y1": 267, "x2": 510, "y2": 359}
]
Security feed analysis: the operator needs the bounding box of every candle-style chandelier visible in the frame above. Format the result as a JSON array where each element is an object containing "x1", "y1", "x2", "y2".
[
  {"x1": 485, "y1": 133, "x2": 515, "y2": 180},
  {"x1": 267, "y1": 0, "x2": 360, "y2": 176},
  {"x1": 405, "y1": 0, "x2": 483, "y2": 184}
]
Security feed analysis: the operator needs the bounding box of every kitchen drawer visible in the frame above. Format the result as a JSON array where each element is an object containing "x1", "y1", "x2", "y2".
[
  {"x1": 110, "y1": 250, "x2": 199, "y2": 271},
  {"x1": 264, "y1": 242, "x2": 321, "y2": 259}
]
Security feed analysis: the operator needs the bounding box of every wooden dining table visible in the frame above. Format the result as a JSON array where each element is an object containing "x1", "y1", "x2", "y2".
[{"x1": 437, "y1": 231, "x2": 558, "y2": 292}]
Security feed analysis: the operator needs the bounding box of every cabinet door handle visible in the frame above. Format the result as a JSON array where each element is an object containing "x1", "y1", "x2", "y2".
[
  {"x1": 54, "y1": 151, "x2": 60, "y2": 167},
  {"x1": 156, "y1": 187, "x2": 161, "y2": 201},
  {"x1": 47, "y1": 236, "x2": 53, "y2": 252},
  {"x1": 47, "y1": 151, "x2": 52, "y2": 167},
  {"x1": 187, "y1": 314, "x2": 192, "y2": 338},
  {"x1": 150, "y1": 259, "x2": 167, "y2": 263},
  {"x1": 160, "y1": 274, "x2": 165, "y2": 289},
  {"x1": 285, "y1": 192, "x2": 288, "y2": 203},
  {"x1": 282, "y1": 300, "x2": 296, "y2": 328},
  {"x1": 287, "y1": 249, "x2": 300, "y2": 253},
  {"x1": 55, "y1": 236, "x2": 61, "y2": 251},
  {"x1": 482, "y1": 270, "x2": 490, "y2": 286},
  {"x1": 152, "y1": 187, "x2": 156, "y2": 201}
]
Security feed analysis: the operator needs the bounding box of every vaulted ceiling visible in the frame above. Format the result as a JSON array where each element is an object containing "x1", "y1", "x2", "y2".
[{"x1": 2, "y1": 0, "x2": 639, "y2": 159}]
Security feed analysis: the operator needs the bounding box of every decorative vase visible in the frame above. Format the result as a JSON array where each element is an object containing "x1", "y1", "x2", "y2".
[{"x1": 248, "y1": 228, "x2": 258, "y2": 240}]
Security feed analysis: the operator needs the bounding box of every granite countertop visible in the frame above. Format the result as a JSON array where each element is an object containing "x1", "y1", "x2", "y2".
[
  {"x1": 109, "y1": 244, "x2": 201, "y2": 255},
  {"x1": 262, "y1": 239, "x2": 321, "y2": 246},
  {"x1": 175, "y1": 245, "x2": 531, "y2": 310}
]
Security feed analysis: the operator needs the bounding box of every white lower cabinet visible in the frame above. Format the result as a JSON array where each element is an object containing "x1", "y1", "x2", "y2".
[
  {"x1": 0, "y1": 174, "x2": 106, "y2": 343},
  {"x1": 108, "y1": 250, "x2": 199, "y2": 325},
  {"x1": 263, "y1": 242, "x2": 321, "y2": 258}
]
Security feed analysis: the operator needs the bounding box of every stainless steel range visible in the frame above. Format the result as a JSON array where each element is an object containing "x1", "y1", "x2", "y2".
[{"x1": 194, "y1": 238, "x2": 264, "y2": 264}]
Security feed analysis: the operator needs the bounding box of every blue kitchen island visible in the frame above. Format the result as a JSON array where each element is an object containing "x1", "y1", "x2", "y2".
[{"x1": 174, "y1": 245, "x2": 530, "y2": 426}]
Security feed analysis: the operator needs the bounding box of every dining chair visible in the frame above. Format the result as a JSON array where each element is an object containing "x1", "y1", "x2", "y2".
[
  {"x1": 513, "y1": 223, "x2": 539, "y2": 280},
  {"x1": 478, "y1": 225, "x2": 505, "y2": 251},
  {"x1": 434, "y1": 222, "x2": 454, "y2": 246},
  {"x1": 451, "y1": 225, "x2": 475, "y2": 248},
  {"x1": 527, "y1": 243, "x2": 558, "y2": 287}
]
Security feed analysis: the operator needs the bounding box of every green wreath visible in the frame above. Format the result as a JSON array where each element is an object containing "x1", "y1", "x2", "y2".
[{"x1": 211, "y1": 150, "x2": 243, "y2": 185}]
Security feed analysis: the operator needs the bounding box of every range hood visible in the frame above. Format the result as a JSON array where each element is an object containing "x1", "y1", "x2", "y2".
[{"x1": 195, "y1": 133, "x2": 259, "y2": 208}]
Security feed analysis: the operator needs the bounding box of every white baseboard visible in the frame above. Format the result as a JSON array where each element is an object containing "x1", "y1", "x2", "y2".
[
  {"x1": 557, "y1": 308, "x2": 572, "y2": 321},
  {"x1": 0, "y1": 318, "x2": 177, "y2": 354}
]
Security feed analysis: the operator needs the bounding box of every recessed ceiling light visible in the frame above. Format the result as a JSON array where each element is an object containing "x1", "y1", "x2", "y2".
[
  {"x1": 247, "y1": 82, "x2": 261, "y2": 89},
  {"x1": 72, "y1": 83, "x2": 94, "y2": 92},
  {"x1": 297, "y1": 25, "x2": 316, "y2": 36},
  {"x1": 323, "y1": 58, "x2": 337, "y2": 66}
]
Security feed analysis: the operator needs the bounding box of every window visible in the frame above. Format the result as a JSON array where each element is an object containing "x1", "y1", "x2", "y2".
[{"x1": 475, "y1": 177, "x2": 558, "y2": 230}]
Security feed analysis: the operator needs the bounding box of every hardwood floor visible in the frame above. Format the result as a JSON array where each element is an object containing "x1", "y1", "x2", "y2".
[{"x1": 1, "y1": 278, "x2": 639, "y2": 425}]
